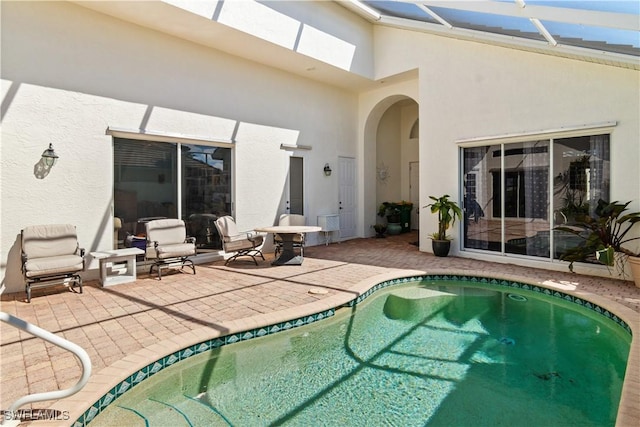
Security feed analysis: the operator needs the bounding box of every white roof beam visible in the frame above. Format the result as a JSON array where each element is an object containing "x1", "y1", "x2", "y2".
[
  {"x1": 343, "y1": 0, "x2": 381, "y2": 21},
  {"x1": 530, "y1": 18, "x2": 557, "y2": 46},
  {"x1": 412, "y1": 1, "x2": 640, "y2": 31},
  {"x1": 516, "y1": 0, "x2": 556, "y2": 46},
  {"x1": 417, "y1": 4, "x2": 453, "y2": 29}
]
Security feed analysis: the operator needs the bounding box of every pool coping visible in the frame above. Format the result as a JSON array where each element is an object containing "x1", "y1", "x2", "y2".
[{"x1": 42, "y1": 268, "x2": 639, "y2": 427}]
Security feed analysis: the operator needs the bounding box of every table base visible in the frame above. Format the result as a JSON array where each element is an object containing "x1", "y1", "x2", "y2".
[{"x1": 272, "y1": 253, "x2": 303, "y2": 266}]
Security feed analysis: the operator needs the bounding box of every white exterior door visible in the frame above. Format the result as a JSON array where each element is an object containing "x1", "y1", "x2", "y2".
[{"x1": 338, "y1": 156, "x2": 357, "y2": 239}]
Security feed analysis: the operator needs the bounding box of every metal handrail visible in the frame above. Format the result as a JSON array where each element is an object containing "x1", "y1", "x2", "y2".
[{"x1": 0, "y1": 312, "x2": 91, "y2": 425}]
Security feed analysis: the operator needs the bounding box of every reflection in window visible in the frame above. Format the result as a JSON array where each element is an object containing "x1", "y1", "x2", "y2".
[
  {"x1": 182, "y1": 144, "x2": 231, "y2": 251},
  {"x1": 552, "y1": 134, "x2": 610, "y2": 260},
  {"x1": 462, "y1": 134, "x2": 609, "y2": 262},
  {"x1": 463, "y1": 146, "x2": 494, "y2": 252},
  {"x1": 114, "y1": 139, "x2": 178, "y2": 247},
  {"x1": 114, "y1": 138, "x2": 232, "y2": 252}
]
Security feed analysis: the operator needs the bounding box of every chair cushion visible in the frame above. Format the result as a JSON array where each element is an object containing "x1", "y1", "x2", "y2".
[
  {"x1": 146, "y1": 219, "x2": 187, "y2": 245},
  {"x1": 24, "y1": 255, "x2": 84, "y2": 278},
  {"x1": 274, "y1": 234, "x2": 304, "y2": 244},
  {"x1": 22, "y1": 224, "x2": 79, "y2": 259},
  {"x1": 278, "y1": 214, "x2": 306, "y2": 226},
  {"x1": 215, "y1": 216, "x2": 240, "y2": 241},
  {"x1": 147, "y1": 243, "x2": 196, "y2": 260}
]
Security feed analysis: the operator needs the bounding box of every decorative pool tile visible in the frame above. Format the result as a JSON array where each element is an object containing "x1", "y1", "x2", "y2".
[
  {"x1": 226, "y1": 334, "x2": 240, "y2": 344},
  {"x1": 196, "y1": 343, "x2": 210, "y2": 353},
  {"x1": 117, "y1": 380, "x2": 130, "y2": 395},
  {"x1": 77, "y1": 274, "x2": 631, "y2": 426}
]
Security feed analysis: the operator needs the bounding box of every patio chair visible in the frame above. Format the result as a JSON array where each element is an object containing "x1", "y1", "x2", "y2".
[
  {"x1": 21, "y1": 224, "x2": 85, "y2": 303},
  {"x1": 145, "y1": 218, "x2": 196, "y2": 279},
  {"x1": 274, "y1": 214, "x2": 306, "y2": 257},
  {"x1": 214, "y1": 216, "x2": 265, "y2": 265}
]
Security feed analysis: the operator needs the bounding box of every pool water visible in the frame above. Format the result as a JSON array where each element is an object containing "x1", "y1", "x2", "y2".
[{"x1": 90, "y1": 281, "x2": 630, "y2": 427}]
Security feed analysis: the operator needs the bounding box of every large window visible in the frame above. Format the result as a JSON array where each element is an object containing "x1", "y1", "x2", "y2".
[
  {"x1": 462, "y1": 134, "x2": 610, "y2": 261},
  {"x1": 114, "y1": 138, "x2": 231, "y2": 251}
]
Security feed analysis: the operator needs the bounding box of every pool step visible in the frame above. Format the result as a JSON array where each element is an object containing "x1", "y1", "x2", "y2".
[
  {"x1": 119, "y1": 394, "x2": 232, "y2": 427},
  {"x1": 383, "y1": 289, "x2": 455, "y2": 321},
  {"x1": 113, "y1": 398, "x2": 187, "y2": 426},
  {"x1": 97, "y1": 404, "x2": 150, "y2": 426}
]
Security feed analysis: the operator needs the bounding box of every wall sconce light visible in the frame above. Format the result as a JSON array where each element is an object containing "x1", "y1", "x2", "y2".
[
  {"x1": 41, "y1": 143, "x2": 59, "y2": 167},
  {"x1": 323, "y1": 163, "x2": 332, "y2": 176}
]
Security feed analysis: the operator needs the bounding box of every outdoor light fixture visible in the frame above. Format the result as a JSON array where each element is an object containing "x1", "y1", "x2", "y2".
[
  {"x1": 324, "y1": 163, "x2": 332, "y2": 176},
  {"x1": 41, "y1": 143, "x2": 59, "y2": 167}
]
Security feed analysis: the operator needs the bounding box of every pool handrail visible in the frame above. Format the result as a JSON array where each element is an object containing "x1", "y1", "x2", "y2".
[{"x1": 0, "y1": 311, "x2": 92, "y2": 426}]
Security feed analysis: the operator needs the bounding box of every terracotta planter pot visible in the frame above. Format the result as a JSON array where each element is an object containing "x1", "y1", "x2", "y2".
[{"x1": 627, "y1": 256, "x2": 640, "y2": 288}]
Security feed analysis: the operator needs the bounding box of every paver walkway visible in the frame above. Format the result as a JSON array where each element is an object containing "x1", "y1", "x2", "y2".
[{"x1": 1, "y1": 232, "x2": 639, "y2": 425}]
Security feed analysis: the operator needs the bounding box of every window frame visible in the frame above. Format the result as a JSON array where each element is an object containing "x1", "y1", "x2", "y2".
[
  {"x1": 458, "y1": 122, "x2": 615, "y2": 262},
  {"x1": 110, "y1": 128, "x2": 235, "y2": 253}
]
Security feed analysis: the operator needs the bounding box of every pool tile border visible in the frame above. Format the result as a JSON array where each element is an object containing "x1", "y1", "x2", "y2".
[
  {"x1": 75, "y1": 273, "x2": 632, "y2": 426},
  {"x1": 350, "y1": 274, "x2": 632, "y2": 333},
  {"x1": 74, "y1": 309, "x2": 336, "y2": 426}
]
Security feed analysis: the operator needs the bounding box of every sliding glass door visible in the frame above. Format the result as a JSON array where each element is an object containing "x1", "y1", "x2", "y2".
[
  {"x1": 114, "y1": 138, "x2": 231, "y2": 251},
  {"x1": 462, "y1": 134, "x2": 609, "y2": 262},
  {"x1": 181, "y1": 144, "x2": 231, "y2": 251}
]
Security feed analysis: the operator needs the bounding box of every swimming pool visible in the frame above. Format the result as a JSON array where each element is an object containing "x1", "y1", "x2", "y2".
[{"x1": 86, "y1": 276, "x2": 631, "y2": 427}]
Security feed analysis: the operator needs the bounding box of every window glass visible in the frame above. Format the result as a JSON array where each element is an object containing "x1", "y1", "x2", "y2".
[
  {"x1": 182, "y1": 144, "x2": 231, "y2": 251},
  {"x1": 463, "y1": 146, "x2": 497, "y2": 252},
  {"x1": 113, "y1": 138, "x2": 232, "y2": 251},
  {"x1": 500, "y1": 141, "x2": 550, "y2": 258},
  {"x1": 462, "y1": 134, "x2": 610, "y2": 263},
  {"x1": 552, "y1": 134, "x2": 610, "y2": 260},
  {"x1": 114, "y1": 139, "x2": 178, "y2": 245}
]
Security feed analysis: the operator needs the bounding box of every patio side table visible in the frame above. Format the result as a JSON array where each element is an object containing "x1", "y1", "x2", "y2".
[
  {"x1": 90, "y1": 248, "x2": 144, "y2": 286},
  {"x1": 317, "y1": 214, "x2": 340, "y2": 245}
]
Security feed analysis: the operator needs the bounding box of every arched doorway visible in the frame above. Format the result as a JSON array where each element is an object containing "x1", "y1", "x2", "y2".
[{"x1": 363, "y1": 95, "x2": 419, "y2": 236}]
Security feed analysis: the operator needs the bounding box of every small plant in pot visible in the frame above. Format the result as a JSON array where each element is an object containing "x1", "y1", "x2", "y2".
[
  {"x1": 378, "y1": 202, "x2": 402, "y2": 235},
  {"x1": 373, "y1": 223, "x2": 387, "y2": 238},
  {"x1": 556, "y1": 199, "x2": 640, "y2": 286},
  {"x1": 425, "y1": 194, "x2": 463, "y2": 257}
]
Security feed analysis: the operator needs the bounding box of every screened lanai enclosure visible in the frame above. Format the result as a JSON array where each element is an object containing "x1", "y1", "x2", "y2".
[
  {"x1": 1, "y1": 0, "x2": 637, "y2": 297},
  {"x1": 360, "y1": 1, "x2": 638, "y2": 58},
  {"x1": 356, "y1": 1, "x2": 636, "y2": 265}
]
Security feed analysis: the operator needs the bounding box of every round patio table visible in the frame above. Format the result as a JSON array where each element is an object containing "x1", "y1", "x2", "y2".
[{"x1": 254, "y1": 225, "x2": 321, "y2": 265}]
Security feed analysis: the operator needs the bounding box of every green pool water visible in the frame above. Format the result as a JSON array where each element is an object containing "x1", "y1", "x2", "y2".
[{"x1": 90, "y1": 281, "x2": 631, "y2": 427}]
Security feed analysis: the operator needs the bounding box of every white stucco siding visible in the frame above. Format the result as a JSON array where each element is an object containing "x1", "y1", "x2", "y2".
[
  {"x1": 367, "y1": 27, "x2": 639, "y2": 262},
  {"x1": 416, "y1": 36, "x2": 640, "y2": 235},
  {"x1": 0, "y1": 1, "x2": 358, "y2": 293}
]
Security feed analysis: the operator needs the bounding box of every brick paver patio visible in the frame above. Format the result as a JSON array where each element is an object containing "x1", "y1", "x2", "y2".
[{"x1": 1, "y1": 232, "x2": 639, "y2": 425}]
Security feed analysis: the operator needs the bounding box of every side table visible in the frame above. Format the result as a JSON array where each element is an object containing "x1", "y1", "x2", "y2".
[
  {"x1": 317, "y1": 214, "x2": 340, "y2": 245},
  {"x1": 90, "y1": 248, "x2": 144, "y2": 286}
]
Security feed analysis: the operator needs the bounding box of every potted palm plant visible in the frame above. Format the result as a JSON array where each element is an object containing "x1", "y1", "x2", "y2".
[
  {"x1": 557, "y1": 199, "x2": 640, "y2": 286},
  {"x1": 426, "y1": 194, "x2": 463, "y2": 257}
]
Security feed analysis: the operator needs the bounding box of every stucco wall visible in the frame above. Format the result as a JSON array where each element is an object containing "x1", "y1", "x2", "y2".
[
  {"x1": 3, "y1": 1, "x2": 639, "y2": 293},
  {"x1": 0, "y1": 1, "x2": 359, "y2": 293},
  {"x1": 367, "y1": 26, "x2": 639, "y2": 275}
]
